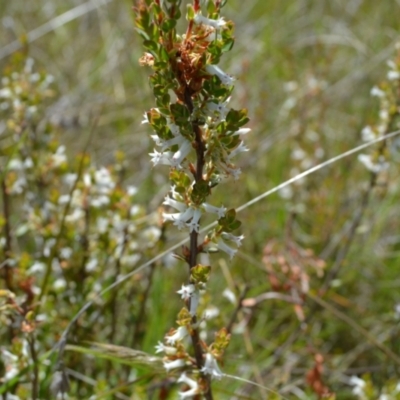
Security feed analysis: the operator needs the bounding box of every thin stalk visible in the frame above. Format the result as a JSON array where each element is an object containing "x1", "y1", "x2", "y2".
[
  {"x1": 183, "y1": 84, "x2": 213, "y2": 399},
  {"x1": 28, "y1": 335, "x2": 39, "y2": 400},
  {"x1": 1, "y1": 180, "x2": 13, "y2": 292}
]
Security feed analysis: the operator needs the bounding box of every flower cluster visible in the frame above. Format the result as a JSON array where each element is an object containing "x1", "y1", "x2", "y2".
[
  {"x1": 358, "y1": 45, "x2": 400, "y2": 173},
  {"x1": 135, "y1": 0, "x2": 248, "y2": 397},
  {"x1": 0, "y1": 58, "x2": 161, "y2": 397}
]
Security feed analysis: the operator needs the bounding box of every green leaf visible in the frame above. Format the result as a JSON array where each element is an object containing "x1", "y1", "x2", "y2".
[
  {"x1": 161, "y1": 18, "x2": 177, "y2": 33},
  {"x1": 186, "y1": 4, "x2": 195, "y2": 20},
  {"x1": 191, "y1": 180, "x2": 210, "y2": 204},
  {"x1": 143, "y1": 39, "x2": 159, "y2": 54}
]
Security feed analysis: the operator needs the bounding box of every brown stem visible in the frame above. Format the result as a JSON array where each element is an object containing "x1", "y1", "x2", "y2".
[
  {"x1": 182, "y1": 85, "x2": 213, "y2": 399},
  {"x1": 1, "y1": 180, "x2": 13, "y2": 292},
  {"x1": 28, "y1": 335, "x2": 39, "y2": 400}
]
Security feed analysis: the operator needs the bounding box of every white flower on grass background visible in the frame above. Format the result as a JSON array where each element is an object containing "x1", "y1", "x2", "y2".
[
  {"x1": 155, "y1": 341, "x2": 177, "y2": 355},
  {"x1": 178, "y1": 373, "x2": 199, "y2": 399},
  {"x1": 206, "y1": 65, "x2": 235, "y2": 86},
  {"x1": 163, "y1": 358, "x2": 186, "y2": 372},
  {"x1": 166, "y1": 326, "x2": 188, "y2": 345},
  {"x1": 193, "y1": 14, "x2": 226, "y2": 29},
  {"x1": 200, "y1": 353, "x2": 223, "y2": 380},
  {"x1": 177, "y1": 284, "x2": 195, "y2": 300}
]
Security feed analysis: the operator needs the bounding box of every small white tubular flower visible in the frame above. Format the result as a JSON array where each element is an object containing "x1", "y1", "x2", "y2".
[
  {"x1": 193, "y1": 13, "x2": 226, "y2": 29},
  {"x1": 177, "y1": 284, "x2": 196, "y2": 300},
  {"x1": 172, "y1": 139, "x2": 192, "y2": 167},
  {"x1": 206, "y1": 65, "x2": 235, "y2": 86},
  {"x1": 202, "y1": 203, "x2": 226, "y2": 218},
  {"x1": 163, "y1": 196, "x2": 187, "y2": 212},
  {"x1": 186, "y1": 208, "x2": 202, "y2": 232},
  {"x1": 174, "y1": 207, "x2": 195, "y2": 230},
  {"x1": 387, "y1": 70, "x2": 400, "y2": 80},
  {"x1": 206, "y1": 99, "x2": 230, "y2": 122},
  {"x1": 189, "y1": 288, "x2": 200, "y2": 316},
  {"x1": 228, "y1": 166, "x2": 242, "y2": 180},
  {"x1": 167, "y1": 121, "x2": 181, "y2": 136},
  {"x1": 178, "y1": 373, "x2": 200, "y2": 399},
  {"x1": 231, "y1": 127, "x2": 251, "y2": 136},
  {"x1": 161, "y1": 135, "x2": 186, "y2": 151},
  {"x1": 349, "y1": 376, "x2": 366, "y2": 396},
  {"x1": 150, "y1": 134, "x2": 162, "y2": 146},
  {"x1": 200, "y1": 353, "x2": 223, "y2": 380},
  {"x1": 141, "y1": 112, "x2": 149, "y2": 124},
  {"x1": 155, "y1": 341, "x2": 178, "y2": 355},
  {"x1": 358, "y1": 154, "x2": 389, "y2": 173},
  {"x1": 149, "y1": 149, "x2": 173, "y2": 166},
  {"x1": 370, "y1": 86, "x2": 385, "y2": 98},
  {"x1": 227, "y1": 141, "x2": 249, "y2": 160},
  {"x1": 216, "y1": 239, "x2": 237, "y2": 260},
  {"x1": 221, "y1": 232, "x2": 244, "y2": 247},
  {"x1": 163, "y1": 358, "x2": 186, "y2": 372},
  {"x1": 166, "y1": 326, "x2": 188, "y2": 344},
  {"x1": 162, "y1": 212, "x2": 182, "y2": 224},
  {"x1": 222, "y1": 288, "x2": 236, "y2": 304},
  {"x1": 361, "y1": 126, "x2": 375, "y2": 142},
  {"x1": 169, "y1": 185, "x2": 180, "y2": 199}
]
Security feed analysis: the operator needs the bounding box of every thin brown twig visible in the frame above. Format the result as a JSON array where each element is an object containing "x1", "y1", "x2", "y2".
[
  {"x1": 183, "y1": 78, "x2": 213, "y2": 399},
  {"x1": 28, "y1": 335, "x2": 39, "y2": 400},
  {"x1": 1, "y1": 180, "x2": 13, "y2": 292}
]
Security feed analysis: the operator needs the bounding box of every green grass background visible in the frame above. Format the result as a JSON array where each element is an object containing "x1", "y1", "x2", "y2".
[{"x1": 1, "y1": 0, "x2": 400, "y2": 399}]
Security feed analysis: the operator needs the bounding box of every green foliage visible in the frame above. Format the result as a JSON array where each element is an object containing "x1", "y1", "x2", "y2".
[{"x1": 1, "y1": 1, "x2": 400, "y2": 399}]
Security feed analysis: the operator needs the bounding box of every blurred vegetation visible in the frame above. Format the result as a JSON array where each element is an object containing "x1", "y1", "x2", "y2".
[{"x1": 1, "y1": 0, "x2": 400, "y2": 399}]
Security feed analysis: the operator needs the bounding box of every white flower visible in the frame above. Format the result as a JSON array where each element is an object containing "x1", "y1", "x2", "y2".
[
  {"x1": 186, "y1": 209, "x2": 202, "y2": 232},
  {"x1": 358, "y1": 154, "x2": 389, "y2": 173},
  {"x1": 166, "y1": 326, "x2": 188, "y2": 344},
  {"x1": 200, "y1": 353, "x2": 223, "y2": 380},
  {"x1": 227, "y1": 141, "x2": 249, "y2": 160},
  {"x1": 169, "y1": 185, "x2": 181, "y2": 199},
  {"x1": 221, "y1": 232, "x2": 244, "y2": 247},
  {"x1": 126, "y1": 185, "x2": 138, "y2": 196},
  {"x1": 0, "y1": 88, "x2": 12, "y2": 98},
  {"x1": 155, "y1": 341, "x2": 177, "y2": 355},
  {"x1": 51, "y1": 146, "x2": 67, "y2": 167},
  {"x1": 163, "y1": 206, "x2": 200, "y2": 232},
  {"x1": 141, "y1": 112, "x2": 149, "y2": 124},
  {"x1": 370, "y1": 86, "x2": 385, "y2": 98},
  {"x1": 178, "y1": 373, "x2": 199, "y2": 399},
  {"x1": 8, "y1": 159, "x2": 24, "y2": 170},
  {"x1": 149, "y1": 149, "x2": 173, "y2": 166},
  {"x1": 204, "y1": 305, "x2": 220, "y2": 319},
  {"x1": 231, "y1": 127, "x2": 251, "y2": 136},
  {"x1": 163, "y1": 358, "x2": 186, "y2": 372},
  {"x1": 349, "y1": 376, "x2": 366, "y2": 396},
  {"x1": 202, "y1": 203, "x2": 226, "y2": 218},
  {"x1": 163, "y1": 196, "x2": 187, "y2": 212},
  {"x1": 228, "y1": 166, "x2": 242, "y2": 180},
  {"x1": 216, "y1": 239, "x2": 237, "y2": 260},
  {"x1": 387, "y1": 70, "x2": 400, "y2": 80},
  {"x1": 222, "y1": 288, "x2": 236, "y2": 304},
  {"x1": 193, "y1": 13, "x2": 226, "y2": 29},
  {"x1": 167, "y1": 121, "x2": 181, "y2": 136},
  {"x1": 361, "y1": 126, "x2": 375, "y2": 142},
  {"x1": 94, "y1": 167, "x2": 115, "y2": 192},
  {"x1": 189, "y1": 289, "x2": 200, "y2": 316},
  {"x1": 206, "y1": 65, "x2": 235, "y2": 86},
  {"x1": 177, "y1": 284, "x2": 196, "y2": 300},
  {"x1": 151, "y1": 134, "x2": 162, "y2": 146},
  {"x1": 85, "y1": 259, "x2": 98, "y2": 272},
  {"x1": 171, "y1": 139, "x2": 192, "y2": 167}
]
